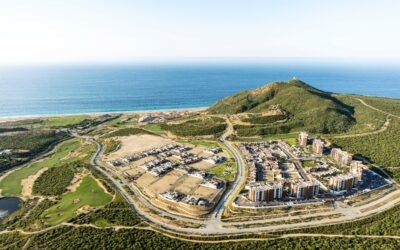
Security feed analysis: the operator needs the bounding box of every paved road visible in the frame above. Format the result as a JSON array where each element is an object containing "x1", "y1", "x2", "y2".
[
  {"x1": 87, "y1": 138, "x2": 208, "y2": 233},
  {"x1": 210, "y1": 117, "x2": 246, "y2": 221},
  {"x1": 1, "y1": 102, "x2": 400, "y2": 237},
  {"x1": 80, "y1": 111, "x2": 400, "y2": 235},
  {"x1": 278, "y1": 143, "x2": 309, "y2": 181},
  {"x1": 87, "y1": 138, "x2": 209, "y2": 225}
]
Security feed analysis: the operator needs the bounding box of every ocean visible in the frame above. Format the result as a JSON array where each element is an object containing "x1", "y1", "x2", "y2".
[{"x1": 1, "y1": 62, "x2": 400, "y2": 118}]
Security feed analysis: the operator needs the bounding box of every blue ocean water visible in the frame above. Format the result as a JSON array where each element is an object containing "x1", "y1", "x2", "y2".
[{"x1": 1, "y1": 63, "x2": 400, "y2": 117}]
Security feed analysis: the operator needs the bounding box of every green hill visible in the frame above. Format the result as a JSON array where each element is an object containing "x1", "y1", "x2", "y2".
[{"x1": 208, "y1": 79, "x2": 355, "y2": 133}]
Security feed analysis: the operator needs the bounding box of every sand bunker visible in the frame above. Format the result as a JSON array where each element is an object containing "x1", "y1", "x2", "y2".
[
  {"x1": 76, "y1": 205, "x2": 94, "y2": 214},
  {"x1": 67, "y1": 172, "x2": 86, "y2": 192},
  {"x1": 21, "y1": 167, "x2": 48, "y2": 197}
]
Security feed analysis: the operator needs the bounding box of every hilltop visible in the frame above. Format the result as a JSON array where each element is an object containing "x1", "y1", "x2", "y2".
[{"x1": 208, "y1": 79, "x2": 355, "y2": 133}]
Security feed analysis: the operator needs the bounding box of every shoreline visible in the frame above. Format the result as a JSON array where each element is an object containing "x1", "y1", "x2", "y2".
[{"x1": 0, "y1": 106, "x2": 208, "y2": 123}]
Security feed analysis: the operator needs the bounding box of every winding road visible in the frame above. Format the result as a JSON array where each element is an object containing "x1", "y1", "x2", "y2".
[
  {"x1": 1, "y1": 97, "x2": 399, "y2": 243},
  {"x1": 82, "y1": 112, "x2": 400, "y2": 235},
  {"x1": 210, "y1": 117, "x2": 246, "y2": 221}
]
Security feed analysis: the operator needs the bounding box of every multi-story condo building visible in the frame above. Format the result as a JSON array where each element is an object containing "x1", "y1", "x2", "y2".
[
  {"x1": 248, "y1": 182, "x2": 283, "y2": 202},
  {"x1": 290, "y1": 180, "x2": 320, "y2": 199},
  {"x1": 329, "y1": 174, "x2": 358, "y2": 192},
  {"x1": 331, "y1": 148, "x2": 353, "y2": 166},
  {"x1": 298, "y1": 132, "x2": 308, "y2": 147},
  {"x1": 312, "y1": 139, "x2": 324, "y2": 155},
  {"x1": 350, "y1": 160, "x2": 364, "y2": 183}
]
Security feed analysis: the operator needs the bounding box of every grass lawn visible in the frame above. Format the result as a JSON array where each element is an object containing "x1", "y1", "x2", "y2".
[
  {"x1": 0, "y1": 139, "x2": 81, "y2": 196},
  {"x1": 41, "y1": 115, "x2": 88, "y2": 127},
  {"x1": 42, "y1": 176, "x2": 112, "y2": 225},
  {"x1": 302, "y1": 160, "x2": 316, "y2": 169},
  {"x1": 235, "y1": 133, "x2": 300, "y2": 145},
  {"x1": 177, "y1": 139, "x2": 220, "y2": 148},
  {"x1": 103, "y1": 139, "x2": 121, "y2": 155},
  {"x1": 94, "y1": 218, "x2": 111, "y2": 227},
  {"x1": 262, "y1": 133, "x2": 299, "y2": 145},
  {"x1": 143, "y1": 124, "x2": 166, "y2": 135},
  {"x1": 102, "y1": 116, "x2": 125, "y2": 126},
  {"x1": 208, "y1": 160, "x2": 237, "y2": 181},
  {"x1": 102, "y1": 114, "x2": 138, "y2": 127}
]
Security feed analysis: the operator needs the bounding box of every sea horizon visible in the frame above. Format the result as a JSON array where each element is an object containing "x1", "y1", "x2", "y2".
[{"x1": 1, "y1": 61, "x2": 400, "y2": 118}]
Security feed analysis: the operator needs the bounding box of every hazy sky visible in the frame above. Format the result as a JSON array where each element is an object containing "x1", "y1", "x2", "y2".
[{"x1": 1, "y1": 0, "x2": 400, "y2": 64}]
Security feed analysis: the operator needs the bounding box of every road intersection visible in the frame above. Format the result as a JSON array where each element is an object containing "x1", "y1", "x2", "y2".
[{"x1": 82, "y1": 113, "x2": 400, "y2": 235}]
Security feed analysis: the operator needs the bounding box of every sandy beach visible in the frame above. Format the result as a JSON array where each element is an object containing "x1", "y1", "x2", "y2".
[{"x1": 0, "y1": 106, "x2": 207, "y2": 124}]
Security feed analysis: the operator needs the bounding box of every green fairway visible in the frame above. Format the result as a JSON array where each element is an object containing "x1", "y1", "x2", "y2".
[
  {"x1": 102, "y1": 115, "x2": 126, "y2": 126},
  {"x1": 0, "y1": 139, "x2": 81, "y2": 196},
  {"x1": 41, "y1": 115, "x2": 88, "y2": 127},
  {"x1": 42, "y1": 176, "x2": 112, "y2": 225},
  {"x1": 102, "y1": 114, "x2": 138, "y2": 127},
  {"x1": 143, "y1": 124, "x2": 166, "y2": 135}
]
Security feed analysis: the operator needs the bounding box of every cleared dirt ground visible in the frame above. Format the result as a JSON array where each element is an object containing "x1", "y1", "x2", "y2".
[
  {"x1": 130, "y1": 156, "x2": 156, "y2": 167},
  {"x1": 125, "y1": 167, "x2": 145, "y2": 177},
  {"x1": 135, "y1": 173, "x2": 158, "y2": 190},
  {"x1": 107, "y1": 134, "x2": 172, "y2": 160},
  {"x1": 192, "y1": 185, "x2": 218, "y2": 200},
  {"x1": 190, "y1": 161, "x2": 214, "y2": 171},
  {"x1": 146, "y1": 169, "x2": 184, "y2": 195},
  {"x1": 174, "y1": 176, "x2": 203, "y2": 194},
  {"x1": 188, "y1": 146, "x2": 206, "y2": 155}
]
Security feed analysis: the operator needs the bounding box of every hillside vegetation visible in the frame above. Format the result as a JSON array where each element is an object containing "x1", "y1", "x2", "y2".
[
  {"x1": 161, "y1": 116, "x2": 227, "y2": 137},
  {"x1": 209, "y1": 80, "x2": 354, "y2": 134},
  {"x1": 329, "y1": 96, "x2": 400, "y2": 182},
  {"x1": 0, "y1": 130, "x2": 68, "y2": 154},
  {"x1": 32, "y1": 161, "x2": 86, "y2": 196}
]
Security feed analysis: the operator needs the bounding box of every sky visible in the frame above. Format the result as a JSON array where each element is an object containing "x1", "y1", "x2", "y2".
[{"x1": 1, "y1": 0, "x2": 400, "y2": 64}]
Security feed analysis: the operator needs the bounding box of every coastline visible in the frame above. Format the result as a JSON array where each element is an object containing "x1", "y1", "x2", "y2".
[{"x1": 0, "y1": 106, "x2": 208, "y2": 123}]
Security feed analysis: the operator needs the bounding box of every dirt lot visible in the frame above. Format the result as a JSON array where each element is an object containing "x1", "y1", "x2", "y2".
[
  {"x1": 146, "y1": 170, "x2": 184, "y2": 195},
  {"x1": 188, "y1": 146, "x2": 206, "y2": 155},
  {"x1": 125, "y1": 167, "x2": 145, "y2": 177},
  {"x1": 130, "y1": 156, "x2": 156, "y2": 167},
  {"x1": 190, "y1": 161, "x2": 214, "y2": 171},
  {"x1": 107, "y1": 134, "x2": 172, "y2": 160},
  {"x1": 135, "y1": 173, "x2": 158, "y2": 190},
  {"x1": 192, "y1": 186, "x2": 218, "y2": 200},
  {"x1": 218, "y1": 151, "x2": 229, "y2": 158},
  {"x1": 174, "y1": 176, "x2": 203, "y2": 195}
]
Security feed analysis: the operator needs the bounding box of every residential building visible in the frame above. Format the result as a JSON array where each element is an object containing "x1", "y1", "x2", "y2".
[
  {"x1": 248, "y1": 182, "x2": 283, "y2": 202},
  {"x1": 331, "y1": 148, "x2": 353, "y2": 166},
  {"x1": 204, "y1": 155, "x2": 226, "y2": 165},
  {"x1": 312, "y1": 139, "x2": 324, "y2": 155},
  {"x1": 329, "y1": 174, "x2": 358, "y2": 192},
  {"x1": 290, "y1": 180, "x2": 320, "y2": 199},
  {"x1": 298, "y1": 132, "x2": 308, "y2": 147},
  {"x1": 201, "y1": 179, "x2": 224, "y2": 189},
  {"x1": 350, "y1": 160, "x2": 364, "y2": 183}
]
